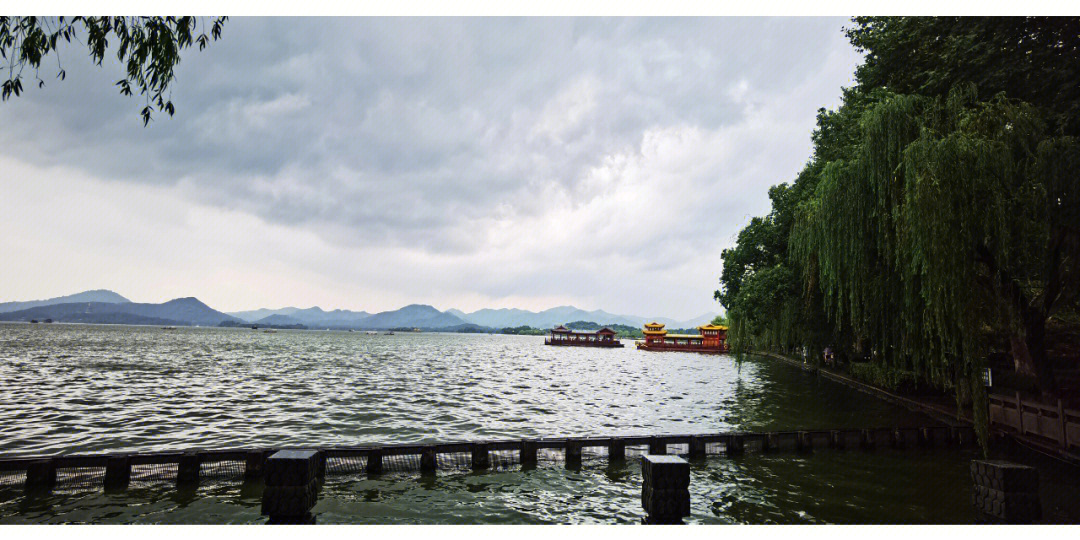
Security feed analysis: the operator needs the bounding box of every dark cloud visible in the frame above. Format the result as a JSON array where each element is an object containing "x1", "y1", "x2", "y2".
[{"x1": 0, "y1": 17, "x2": 860, "y2": 318}]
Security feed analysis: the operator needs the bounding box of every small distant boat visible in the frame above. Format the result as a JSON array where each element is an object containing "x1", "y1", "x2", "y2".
[
  {"x1": 384, "y1": 331, "x2": 395, "y2": 335},
  {"x1": 251, "y1": 325, "x2": 258, "y2": 330},
  {"x1": 365, "y1": 331, "x2": 378, "y2": 335},
  {"x1": 29, "y1": 319, "x2": 39, "y2": 324},
  {"x1": 44, "y1": 319, "x2": 53, "y2": 323},
  {"x1": 264, "y1": 329, "x2": 277, "y2": 333},
  {"x1": 162, "y1": 326, "x2": 177, "y2": 330}
]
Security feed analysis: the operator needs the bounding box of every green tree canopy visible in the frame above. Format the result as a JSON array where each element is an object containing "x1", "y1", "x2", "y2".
[{"x1": 717, "y1": 17, "x2": 1080, "y2": 450}]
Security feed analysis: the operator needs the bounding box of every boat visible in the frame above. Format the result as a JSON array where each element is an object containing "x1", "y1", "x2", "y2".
[
  {"x1": 544, "y1": 325, "x2": 624, "y2": 348},
  {"x1": 264, "y1": 329, "x2": 277, "y2": 334},
  {"x1": 161, "y1": 326, "x2": 177, "y2": 330},
  {"x1": 365, "y1": 331, "x2": 378, "y2": 335},
  {"x1": 384, "y1": 331, "x2": 395, "y2": 335},
  {"x1": 635, "y1": 322, "x2": 728, "y2": 354},
  {"x1": 29, "y1": 319, "x2": 38, "y2": 324}
]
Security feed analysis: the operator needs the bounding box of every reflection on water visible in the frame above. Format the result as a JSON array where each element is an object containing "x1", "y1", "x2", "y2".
[{"x1": 0, "y1": 323, "x2": 993, "y2": 523}]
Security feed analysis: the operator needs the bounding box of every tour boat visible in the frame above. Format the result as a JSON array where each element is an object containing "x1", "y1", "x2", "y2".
[
  {"x1": 635, "y1": 322, "x2": 728, "y2": 354},
  {"x1": 544, "y1": 325, "x2": 624, "y2": 348}
]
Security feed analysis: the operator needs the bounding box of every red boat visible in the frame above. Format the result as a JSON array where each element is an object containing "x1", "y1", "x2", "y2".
[{"x1": 635, "y1": 322, "x2": 729, "y2": 354}]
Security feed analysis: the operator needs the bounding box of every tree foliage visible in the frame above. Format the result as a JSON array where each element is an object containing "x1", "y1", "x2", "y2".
[
  {"x1": 717, "y1": 17, "x2": 1080, "y2": 450},
  {"x1": 0, "y1": 16, "x2": 227, "y2": 125}
]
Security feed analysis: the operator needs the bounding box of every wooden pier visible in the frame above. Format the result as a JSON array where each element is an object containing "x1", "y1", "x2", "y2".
[{"x1": 1, "y1": 426, "x2": 976, "y2": 495}]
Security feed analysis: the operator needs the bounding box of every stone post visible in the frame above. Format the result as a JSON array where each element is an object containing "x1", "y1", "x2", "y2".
[
  {"x1": 471, "y1": 443, "x2": 490, "y2": 470},
  {"x1": 24, "y1": 459, "x2": 55, "y2": 494},
  {"x1": 830, "y1": 430, "x2": 842, "y2": 450},
  {"x1": 688, "y1": 436, "x2": 706, "y2": 460},
  {"x1": 608, "y1": 438, "x2": 626, "y2": 463},
  {"x1": 648, "y1": 437, "x2": 666, "y2": 456},
  {"x1": 796, "y1": 431, "x2": 812, "y2": 453},
  {"x1": 640, "y1": 455, "x2": 691, "y2": 524},
  {"x1": 262, "y1": 450, "x2": 320, "y2": 524},
  {"x1": 971, "y1": 460, "x2": 1041, "y2": 523},
  {"x1": 177, "y1": 452, "x2": 200, "y2": 488},
  {"x1": 103, "y1": 455, "x2": 131, "y2": 492},
  {"x1": 366, "y1": 449, "x2": 383, "y2": 475},
  {"x1": 520, "y1": 440, "x2": 538, "y2": 468},
  {"x1": 244, "y1": 450, "x2": 267, "y2": 480},
  {"x1": 727, "y1": 434, "x2": 745, "y2": 456},
  {"x1": 565, "y1": 440, "x2": 582, "y2": 469},
  {"x1": 860, "y1": 429, "x2": 874, "y2": 451},
  {"x1": 420, "y1": 446, "x2": 437, "y2": 474}
]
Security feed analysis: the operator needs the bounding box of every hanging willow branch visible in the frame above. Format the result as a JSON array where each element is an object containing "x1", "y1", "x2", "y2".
[{"x1": 0, "y1": 16, "x2": 228, "y2": 125}]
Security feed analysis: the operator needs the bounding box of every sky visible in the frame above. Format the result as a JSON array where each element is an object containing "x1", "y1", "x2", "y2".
[{"x1": 0, "y1": 17, "x2": 862, "y2": 320}]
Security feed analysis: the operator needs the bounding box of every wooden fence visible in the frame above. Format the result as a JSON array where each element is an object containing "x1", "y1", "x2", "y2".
[{"x1": 989, "y1": 393, "x2": 1080, "y2": 451}]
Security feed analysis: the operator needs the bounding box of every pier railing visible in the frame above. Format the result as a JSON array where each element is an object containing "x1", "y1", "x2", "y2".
[
  {"x1": 0, "y1": 426, "x2": 975, "y2": 494},
  {"x1": 989, "y1": 393, "x2": 1080, "y2": 451}
]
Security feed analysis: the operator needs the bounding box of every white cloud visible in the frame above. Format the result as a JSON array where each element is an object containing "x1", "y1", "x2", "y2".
[{"x1": 0, "y1": 17, "x2": 861, "y2": 319}]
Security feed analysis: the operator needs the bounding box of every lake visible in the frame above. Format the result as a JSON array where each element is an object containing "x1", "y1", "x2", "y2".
[{"x1": 0, "y1": 323, "x2": 990, "y2": 523}]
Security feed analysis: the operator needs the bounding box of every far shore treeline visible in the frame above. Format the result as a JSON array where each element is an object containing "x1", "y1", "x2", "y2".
[{"x1": 715, "y1": 17, "x2": 1080, "y2": 447}]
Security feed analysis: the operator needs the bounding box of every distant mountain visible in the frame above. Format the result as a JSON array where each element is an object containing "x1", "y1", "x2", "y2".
[
  {"x1": 0, "y1": 297, "x2": 240, "y2": 327},
  {"x1": 0, "y1": 289, "x2": 130, "y2": 314},
  {"x1": 255, "y1": 314, "x2": 304, "y2": 326},
  {"x1": 228, "y1": 307, "x2": 303, "y2": 321},
  {"x1": 449, "y1": 305, "x2": 717, "y2": 330},
  {"x1": 357, "y1": 304, "x2": 467, "y2": 329},
  {"x1": 229, "y1": 306, "x2": 371, "y2": 327}
]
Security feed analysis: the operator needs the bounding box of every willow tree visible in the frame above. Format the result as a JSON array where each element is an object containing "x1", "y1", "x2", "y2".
[
  {"x1": 0, "y1": 16, "x2": 227, "y2": 124},
  {"x1": 794, "y1": 85, "x2": 1079, "y2": 417}
]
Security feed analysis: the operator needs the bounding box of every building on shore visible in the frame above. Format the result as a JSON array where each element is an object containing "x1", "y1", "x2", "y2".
[
  {"x1": 544, "y1": 325, "x2": 625, "y2": 348},
  {"x1": 635, "y1": 322, "x2": 728, "y2": 353}
]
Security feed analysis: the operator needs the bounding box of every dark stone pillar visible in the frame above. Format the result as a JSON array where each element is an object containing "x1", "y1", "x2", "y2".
[
  {"x1": 420, "y1": 446, "x2": 437, "y2": 474},
  {"x1": 762, "y1": 433, "x2": 775, "y2": 453},
  {"x1": 103, "y1": 456, "x2": 131, "y2": 492},
  {"x1": 244, "y1": 451, "x2": 267, "y2": 480},
  {"x1": 316, "y1": 450, "x2": 327, "y2": 480},
  {"x1": 971, "y1": 460, "x2": 1041, "y2": 523},
  {"x1": 648, "y1": 437, "x2": 666, "y2": 455},
  {"x1": 830, "y1": 430, "x2": 842, "y2": 450},
  {"x1": 641, "y1": 455, "x2": 691, "y2": 524},
  {"x1": 471, "y1": 443, "x2": 490, "y2": 470},
  {"x1": 565, "y1": 440, "x2": 582, "y2": 469},
  {"x1": 688, "y1": 437, "x2": 706, "y2": 460},
  {"x1": 24, "y1": 459, "x2": 56, "y2": 494},
  {"x1": 727, "y1": 435, "x2": 745, "y2": 456},
  {"x1": 918, "y1": 427, "x2": 932, "y2": 448},
  {"x1": 860, "y1": 429, "x2": 874, "y2": 451},
  {"x1": 608, "y1": 438, "x2": 626, "y2": 463},
  {"x1": 366, "y1": 449, "x2": 383, "y2": 475},
  {"x1": 262, "y1": 450, "x2": 320, "y2": 525},
  {"x1": 177, "y1": 452, "x2": 200, "y2": 488},
  {"x1": 796, "y1": 431, "x2": 812, "y2": 453},
  {"x1": 520, "y1": 440, "x2": 537, "y2": 468}
]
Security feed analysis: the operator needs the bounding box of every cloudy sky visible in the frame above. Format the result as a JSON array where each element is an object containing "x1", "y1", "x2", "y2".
[{"x1": 0, "y1": 17, "x2": 861, "y2": 320}]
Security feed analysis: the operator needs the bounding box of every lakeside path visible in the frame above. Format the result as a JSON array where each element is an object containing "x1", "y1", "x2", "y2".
[{"x1": 755, "y1": 351, "x2": 1080, "y2": 466}]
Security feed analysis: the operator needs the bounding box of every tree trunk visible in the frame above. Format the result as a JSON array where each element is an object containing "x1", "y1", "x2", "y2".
[
  {"x1": 1024, "y1": 313, "x2": 1058, "y2": 398},
  {"x1": 1011, "y1": 310, "x2": 1057, "y2": 397}
]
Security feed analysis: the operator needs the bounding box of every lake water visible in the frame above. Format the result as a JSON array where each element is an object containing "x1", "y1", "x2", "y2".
[{"x1": 0, "y1": 323, "x2": 1015, "y2": 523}]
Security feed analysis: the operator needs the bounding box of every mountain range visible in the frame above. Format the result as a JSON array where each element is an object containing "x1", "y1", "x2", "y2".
[
  {"x1": 0, "y1": 297, "x2": 239, "y2": 327},
  {"x1": 445, "y1": 306, "x2": 715, "y2": 329},
  {"x1": 0, "y1": 290, "x2": 718, "y2": 330},
  {"x1": 0, "y1": 289, "x2": 130, "y2": 313}
]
